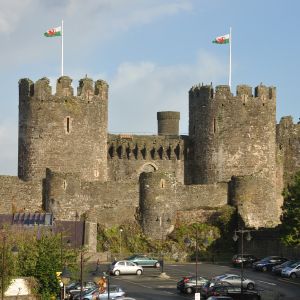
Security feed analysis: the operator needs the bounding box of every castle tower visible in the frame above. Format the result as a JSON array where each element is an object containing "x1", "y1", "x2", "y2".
[
  {"x1": 139, "y1": 171, "x2": 176, "y2": 239},
  {"x1": 189, "y1": 84, "x2": 277, "y2": 184},
  {"x1": 157, "y1": 111, "x2": 180, "y2": 136},
  {"x1": 18, "y1": 76, "x2": 108, "y2": 182}
]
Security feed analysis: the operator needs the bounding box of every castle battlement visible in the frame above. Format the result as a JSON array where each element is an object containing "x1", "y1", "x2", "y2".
[
  {"x1": 189, "y1": 83, "x2": 276, "y2": 102},
  {"x1": 19, "y1": 76, "x2": 109, "y2": 101},
  {"x1": 107, "y1": 134, "x2": 185, "y2": 160}
]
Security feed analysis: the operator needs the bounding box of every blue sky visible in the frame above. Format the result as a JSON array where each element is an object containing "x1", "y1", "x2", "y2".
[{"x1": 0, "y1": 0, "x2": 299, "y2": 175}]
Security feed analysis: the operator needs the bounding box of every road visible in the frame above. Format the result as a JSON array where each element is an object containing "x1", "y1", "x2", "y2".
[{"x1": 105, "y1": 262, "x2": 300, "y2": 299}]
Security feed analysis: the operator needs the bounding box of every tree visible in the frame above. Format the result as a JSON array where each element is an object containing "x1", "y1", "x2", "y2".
[
  {"x1": 0, "y1": 235, "x2": 17, "y2": 296},
  {"x1": 281, "y1": 171, "x2": 300, "y2": 246},
  {"x1": 16, "y1": 230, "x2": 77, "y2": 299}
]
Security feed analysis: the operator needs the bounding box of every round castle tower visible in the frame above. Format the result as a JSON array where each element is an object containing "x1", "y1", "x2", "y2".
[
  {"x1": 139, "y1": 171, "x2": 176, "y2": 239},
  {"x1": 189, "y1": 84, "x2": 277, "y2": 184},
  {"x1": 18, "y1": 76, "x2": 108, "y2": 182},
  {"x1": 157, "y1": 111, "x2": 180, "y2": 136}
]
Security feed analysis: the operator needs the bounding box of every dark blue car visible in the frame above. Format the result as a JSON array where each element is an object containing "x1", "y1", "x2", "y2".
[{"x1": 252, "y1": 256, "x2": 288, "y2": 272}]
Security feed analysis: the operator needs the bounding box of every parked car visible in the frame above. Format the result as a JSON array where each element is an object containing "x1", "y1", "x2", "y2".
[
  {"x1": 125, "y1": 254, "x2": 160, "y2": 268},
  {"x1": 232, "y1": 254, "x2": 258, "y2": 267},
  {"x1": 271, "y1": 260, "x2": 296, "y2": 275},
  {"x1": 109, "y1": 260, "x2": 143, "y2": 276},
  {"x1": 98, "y1": 285, "x2": 126, "y2": 299},
  {"x1": 281, "y1": 261, "x2": 300, "y2": 279},
  {"x1": 211, "y1": 274, "x2": 255, "y2": 290},
  {"x1": 67, "y1": 282, "x2": 97, "y2": 299},
  {"x1": 252, "y1": 256, "x2": 288, "y2": 272},
  {"x1": 200, "y1": 281, "x2": 261, "y2": 300},
  {"x1": 177, "y1": 275, "x2": 209, "y2": 294}
]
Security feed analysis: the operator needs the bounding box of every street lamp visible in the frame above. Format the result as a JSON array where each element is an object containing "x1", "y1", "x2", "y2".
[
  {"x1": 233, "y1": 229, "x2": 252, "y2": 299},
  {"x1": 93, "y1": 260, "x2": 111, "y2": 300},
  {"x1": 156, "y1": 215, "x2": 171, "y2": 275},
  {"x1": 184, "y1": 227, "x2": 209, "y2": 299},
  {"x1": 119, "y1": 228, "x2": 123, "y2": 257},
  {"x1": 60, "y1": 265, "x2": 71, "y2": 300},
  {"x1": 74, "y1": 211, "x2": 79, "y2": 249}
]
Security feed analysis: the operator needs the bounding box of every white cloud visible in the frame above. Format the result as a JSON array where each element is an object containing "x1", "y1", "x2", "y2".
[
  {"x1": 109, "y1": 50, "x2": 227, "y2": 134},
  {"x1": 0, "y1": 0, "x2": 34, "y2": 34}
]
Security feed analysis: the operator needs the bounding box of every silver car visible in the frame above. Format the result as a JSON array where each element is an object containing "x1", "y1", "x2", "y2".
[
  {"x1": 281, "y1": 261, "x2": 300, "y2": 278},
  {"x1": 98, "y1": 285, "x2": 126, "y2": 299},
  {"x1": 211, "y1": 273, "x2": 255, "y2": 290},
  {"x1": 109, "y1": 260, "x2": 143, "y2": 276}
]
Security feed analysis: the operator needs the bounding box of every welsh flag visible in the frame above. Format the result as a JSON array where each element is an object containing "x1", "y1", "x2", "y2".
[
  {"x1": 212, "y1": 34, "x2": 230, "y2": 44},
  {"x1": 44, "y1": 26, "x2": 62, "y2": 37}
]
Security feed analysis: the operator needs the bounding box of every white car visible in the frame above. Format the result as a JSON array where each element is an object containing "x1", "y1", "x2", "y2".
[
  {"x1": 109, "y1": 260, "x2": 143, "y2": 276},
  {"x1": 211, "y1": 273, "x2": 255, "y2": 290}
]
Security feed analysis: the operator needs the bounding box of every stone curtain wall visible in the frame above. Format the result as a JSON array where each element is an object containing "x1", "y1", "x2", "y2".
[
  {"x1": 0, "y1": 176, "x2": 42, "y2": 213},
  {"x1": 107, "y1": 134, "x2": 187, "y2": 184},
  {"x1": 45, "y1": 169, "x2": 139, "y2": 225}
]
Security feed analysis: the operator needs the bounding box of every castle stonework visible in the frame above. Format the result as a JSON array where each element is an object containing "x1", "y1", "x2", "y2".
[{"x1": 0, "y1": 76, "x2": 297, "y2": 241}]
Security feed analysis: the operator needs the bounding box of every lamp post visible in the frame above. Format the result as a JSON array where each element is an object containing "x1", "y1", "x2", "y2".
[
  {"x1": 184, "y1": 227, "x2": 209, "y2": 299},
  {"x1": 74, "y1": 211, "x2": 79, "y2": 249},
  {"x1": 79, "y1": 250, "x2": 84, "y2": 300},
  {"x1": 60, "y1": 265, "x2": 71, "y2": 300},
  {"x1": 233, "y1": 229, "x2": 252, "y2": 299},
  {"x1": 119, "y1": 228, "x2": 123, "y2": 257},
  {"x1": 156, "y1": 215, "x2": 171, "y2": 275}
]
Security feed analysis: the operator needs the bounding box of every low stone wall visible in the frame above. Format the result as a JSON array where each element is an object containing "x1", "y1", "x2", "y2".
[{"x1": 0, "y1": 176, "x2": 42, "y2": 214}]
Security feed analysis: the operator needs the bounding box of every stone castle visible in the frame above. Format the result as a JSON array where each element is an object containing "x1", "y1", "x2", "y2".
[{"x1": 0, "y1": 76, "x2": 299, "y2": 244}]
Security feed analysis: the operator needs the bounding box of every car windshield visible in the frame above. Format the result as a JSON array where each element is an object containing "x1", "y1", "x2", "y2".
[
  {"x1": 290, "y1": 262, "x2": 300, "y2": 268},
  {"x1": 281, "y1": 260, "x2": 295, "y2": 267},
  {"x1": 214, "y1": 274, "x2": 228, "y2": 280}
]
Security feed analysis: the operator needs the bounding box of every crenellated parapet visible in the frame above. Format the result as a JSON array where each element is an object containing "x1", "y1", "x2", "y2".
[
  {"x1": 107, "y1": 134, "x2": 185, "y2": 161},
  {"x1": 19, "y1": 76, "x2": 109, "y2": 102},
  {"x1": 189, "y1": 83, "x2": 276, "y2": 102}
]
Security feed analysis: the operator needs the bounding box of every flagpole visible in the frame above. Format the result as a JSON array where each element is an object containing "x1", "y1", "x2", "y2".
[
  {"x1": 229, "y1": 27, "x2": 232, "y2": 89},
  {"x1": 61, "y1": 20, "x2": 64, "y2": 76}
]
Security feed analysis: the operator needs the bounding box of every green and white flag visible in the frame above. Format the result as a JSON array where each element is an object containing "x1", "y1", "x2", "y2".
[
  {"x1": 212, "y1": 33, "x2": 230, "y2": 44},
  {"x1": 44, "y1": 26, "x2": 62, "y2": 37}
]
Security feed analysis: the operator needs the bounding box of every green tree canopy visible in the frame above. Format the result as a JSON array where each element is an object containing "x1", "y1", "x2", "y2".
[{"x1": 281, "y1": 171, "x2": 300, "y2": 246}]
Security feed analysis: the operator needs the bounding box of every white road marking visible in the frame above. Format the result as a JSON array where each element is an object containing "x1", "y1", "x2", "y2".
[{"x1": 258, "y1": 280, "x2": 276, "y2": 286}]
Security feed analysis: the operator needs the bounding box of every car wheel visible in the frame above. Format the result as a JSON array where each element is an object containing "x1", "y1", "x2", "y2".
[
  {"x1": 136, "y1": 269, "x2": 142, "y2": 275},
  {"x1": 247, "y1": 283, "x2": 255, "y2": 290},
  {"x1": 155, "y1": 262, "x2": 160, "y2": 268},
  {"x1": 185, "y1": 287, "x2": 193, "y2": 294},
  {"x1": 114, "y1": 270, "x2": 120, "y2": 276},
  {"x1": 262, "y1": 266, "x2": 267, "y2": 272},
  {"x1": 290, "y1": 273, "x2": 297, "y2": 279}
]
